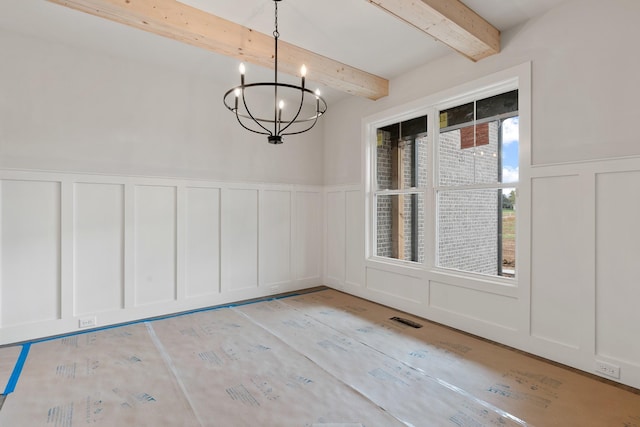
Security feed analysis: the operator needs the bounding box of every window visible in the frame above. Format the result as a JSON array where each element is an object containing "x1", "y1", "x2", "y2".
[
  {"x1": 367, "y1": 64, "x2": 528, "y2": 286},
  {"x1": 436, "y1": 90, "x2": 519, "y2": 278},
  {"x1": 374, "y1": 115, "x2": 428, "y2": 263}
]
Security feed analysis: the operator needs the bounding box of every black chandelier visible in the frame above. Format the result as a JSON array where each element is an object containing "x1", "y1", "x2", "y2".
[{"x1": 223, "y1": 0, "x2": 328, "y2": 144}]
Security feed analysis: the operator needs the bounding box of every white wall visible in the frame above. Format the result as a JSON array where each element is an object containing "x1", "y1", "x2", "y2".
[
  {"x1": 0, "y1": 29, "x2": 324, "y2": 185},
  {"x1": 0, "y1": 29, "x2": 324, "y2": 343},
  {"x1": 323, "y1": 0, "x2": 640, "y2": 389}
]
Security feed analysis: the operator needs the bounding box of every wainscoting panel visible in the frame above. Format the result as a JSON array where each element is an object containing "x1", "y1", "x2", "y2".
[
  {"x1": 326, "y1": 191, "x2": 346, "y2": 285},
  {"x1": 260, "y1": 189, "x2": 292, "y2": 288},
  {"x1": 221, "y1": 188, "x2": 259, "y2": 293},
  {"x1": 134, "y1": 185, "x2": 177, "y2": 306},
  {"x1": 184, "y1": 186, "x2": 220, "y2": 299},
  {"x1": 345, "y1": 189, "x2": 365, "y2": 287},
  {"x1": 595, "y1": 170, "x2": 640, "y2": 366},
  {"x1": 74, "y1": 182, "x2": 124, "y2": 315},
  {"x1": 295, "y1": 191, "x2": 322, "y2": 282},
  {"x1": 365, "y1": 267, "x2": 426, "y2": 306},
  {"x1": 530, "y1": 175, "x2": 584, "y2": 348},
  {"x1": 429, "y1": 281, "x2": 518, "y2": 331},
  {"x1": 0, "y1": 179, "x2": 60, "y2": 327}
]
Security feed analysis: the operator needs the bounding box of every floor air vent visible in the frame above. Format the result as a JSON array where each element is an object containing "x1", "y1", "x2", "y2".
[{"x1": 389, "y1": 316, "x2": 423, "y2": 328}]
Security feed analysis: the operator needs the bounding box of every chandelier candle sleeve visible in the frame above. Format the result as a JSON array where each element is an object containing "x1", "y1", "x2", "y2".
[{"x1": 222, "y1": 0, "x2": 327, "y2": 144}]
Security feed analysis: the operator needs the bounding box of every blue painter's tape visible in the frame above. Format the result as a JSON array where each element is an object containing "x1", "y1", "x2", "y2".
[
  {"x1": 30, "y1": 291, "x2": 306, "y2": 345},
  {"x1": 0, "y1": 289, "x2": 320, "y2": 395},
  {"x1": 3, "y1": 343, "x2": 31, "y2": 395}
]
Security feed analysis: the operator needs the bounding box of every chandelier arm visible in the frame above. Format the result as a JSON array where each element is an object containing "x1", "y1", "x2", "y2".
[
  {"x1": 278, "y1": 91, "x2": 306, "y2": 135},
  {"x1": 281, "y1": 96, "x2": 327, "y2": 136},
  {"x1": 240, "y1": 89, "x2": 273, "y2": 136},
  {"x1": 281, "y1": 111, "x2": 321, "y2": 136},
  {"x1": 223, "y1": 89, "x2": 270, "y2": 136},
  {"x1": 234, "y1": 109, "x2": 271, "y2": 136}
]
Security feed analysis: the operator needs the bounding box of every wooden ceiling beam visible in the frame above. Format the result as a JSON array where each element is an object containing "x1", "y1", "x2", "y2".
[
  {"x1": 47, "y1": 0, "x2": 389, "y2": 100},
  {"x1": 366, "y1": 0, "x2": 500, "y2": 61}
]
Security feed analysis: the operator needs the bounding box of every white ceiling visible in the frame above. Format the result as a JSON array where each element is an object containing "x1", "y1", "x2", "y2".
[{"x1": 0, "y1": 0, "x2": 568, "y2": 103}]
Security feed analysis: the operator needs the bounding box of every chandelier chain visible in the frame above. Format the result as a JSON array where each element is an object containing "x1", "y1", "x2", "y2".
[{"x1": 273, "y1": 1, "x2": 279, "y2": 39}]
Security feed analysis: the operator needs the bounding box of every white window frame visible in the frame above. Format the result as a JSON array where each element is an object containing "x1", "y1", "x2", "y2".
[{"x1": 363, "y1": 62, "x2": 531, "y2": 294}]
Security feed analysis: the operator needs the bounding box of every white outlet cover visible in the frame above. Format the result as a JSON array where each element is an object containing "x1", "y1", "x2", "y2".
[
  {"x1": 595, "y1": 360, "x2": 620, "y2": 379},
  {"x1": 79, "y1": 317, "x2": 97, "y2": 329}
]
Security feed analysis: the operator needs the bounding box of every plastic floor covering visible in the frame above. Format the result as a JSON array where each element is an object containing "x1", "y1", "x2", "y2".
[{"x1": 1, "y1": 289, "x2": 639, "y2": 426}]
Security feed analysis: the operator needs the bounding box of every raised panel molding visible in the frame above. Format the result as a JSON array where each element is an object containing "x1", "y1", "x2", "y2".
[
  {"x1": 1, "y1": 180, "x2": 61, "y2": 327},
  {"x1": 366, "y1": 267, "x2": 426, "y2": 305},
  {"x1": 429, "y1": 281, "x2": 518, "y2": 331},
  {"x1": 530, "y1": 175, "x2": 583, "y2": 348},
  {"x1": 345, "y1": 190, "x2": 365, "y2": 287},
  {"x1": 74, "y1": 183, "x2": 124, "y2": 315},
  {"x1": 260, "y1": 190, "x2": 293, "y2": 288},
  {"x1": 596, "y1": 171, "x2": 640, "y2": 366},
  {"x1": 295, "y1": 191, "x2": 322, "y2": 281},
  {"x1": 185, "y1": 186, "x2": 220, "y2": 298},
  {"x1": 221, "y1": 188, "x2": 259, "y2": 293},
  {"x1": 134, "y1": 185, "x2": 177, "y2": 306},
  {"x1": 326, "y1": 191, "x2": 346, "y2": 285}
]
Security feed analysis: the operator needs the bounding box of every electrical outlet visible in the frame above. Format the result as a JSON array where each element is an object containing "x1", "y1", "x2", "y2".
[
  {"x1": 595, "y1": 360, "x2": 620, "y2": 379},
  {"x1": 79, "y1": 316, "x2": 97, "y2": 329}
]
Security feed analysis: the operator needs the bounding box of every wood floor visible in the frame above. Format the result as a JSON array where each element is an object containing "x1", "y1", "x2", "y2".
[{"x1": 1, "y1": 289, "x2": 639, "y2": 426}]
